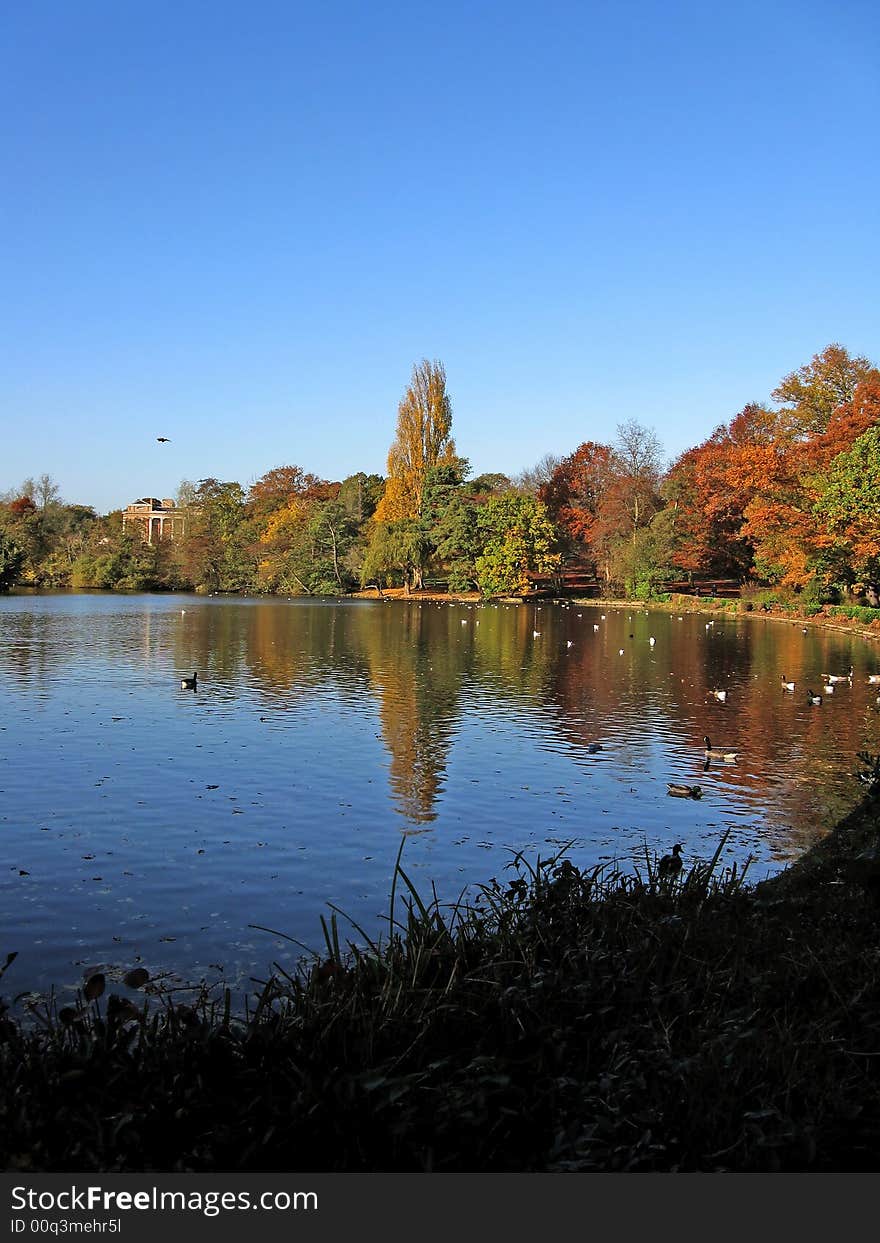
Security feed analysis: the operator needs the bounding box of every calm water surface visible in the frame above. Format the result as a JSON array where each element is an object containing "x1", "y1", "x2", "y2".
[{"x1": 2, "y1": 592, "x2": 879, "y2": 1006}]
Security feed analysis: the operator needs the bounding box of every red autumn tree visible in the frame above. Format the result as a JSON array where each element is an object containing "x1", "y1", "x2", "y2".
[
  {"x1": 662, "y1": 404, "x2": 780, "y2": 580},
  {"x1": 539, "y1": 440, "x2": 616, "y2": 555},
  {"x1": 744, "y1": 375, "x2": 880, "y2": 584},
  {"x1": 247, "y1": 465, "x2": 332, "y2": 516}
]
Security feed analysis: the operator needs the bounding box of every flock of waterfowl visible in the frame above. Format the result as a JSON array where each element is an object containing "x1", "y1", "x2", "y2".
[
  {"x1": 175, "y1": 603, "x2": 880, "y2": 887},
  {"x1": 666, "y1": 656, "x2": 879, "y2": 869},
  {"x1": 772, "y1": 664, "x2": 879, "y2": 706}
]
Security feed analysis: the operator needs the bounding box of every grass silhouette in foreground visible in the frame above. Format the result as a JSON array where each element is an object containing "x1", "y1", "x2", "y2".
[{"x1": 3, "y1": 781, "x2": 880, "y2": 1172}]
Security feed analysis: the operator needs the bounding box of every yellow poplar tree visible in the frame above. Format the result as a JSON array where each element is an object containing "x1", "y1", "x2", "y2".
[{"x1": 374, "y1": 359, "x2": 457, "y2": 522}]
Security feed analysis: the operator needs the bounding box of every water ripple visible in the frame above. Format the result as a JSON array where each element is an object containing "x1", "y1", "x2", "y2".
[{"x1": 1, "y1": 592, "x2": 878, "y2": 1002}]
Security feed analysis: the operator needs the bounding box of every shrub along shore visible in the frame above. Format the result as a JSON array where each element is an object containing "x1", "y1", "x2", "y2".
[{"x1": 3, "y1": 775, "x2": 880, "y2": 1173}]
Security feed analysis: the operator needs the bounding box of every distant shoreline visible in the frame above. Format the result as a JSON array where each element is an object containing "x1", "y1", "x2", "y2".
[{"x1": 348, "y1": 586, "x2": 880, "y2": 643}]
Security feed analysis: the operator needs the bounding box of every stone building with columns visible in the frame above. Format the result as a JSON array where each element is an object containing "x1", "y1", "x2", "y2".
[{"x1": 122, "y1": 497, "x2": 186, "y2": 544}]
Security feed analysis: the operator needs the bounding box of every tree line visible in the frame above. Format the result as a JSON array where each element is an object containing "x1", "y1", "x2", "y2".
[{"x1": 1, "y1": 345, "x2": 878, "y2": 602}]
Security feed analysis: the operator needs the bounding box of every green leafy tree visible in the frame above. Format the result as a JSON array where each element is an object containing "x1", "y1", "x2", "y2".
[
  {"x1": 419, "y1": 463, "x2": 503, "y2": 591},
  {"x1": 474, "y1": 494, "x2": 561, "y2": 596},
  {"x1": 0, "y1": 530, "x2": 24, "y2": 590},
  {"x1": 0, "y1": 492, "x2": 52, "y2": 577},
  {"x1": 360, "y1": 520, "x2": 430, "y2": 593},
  {"x1": 469, "y1": 472, "x2": 511, "y2": 496},
  {"x1": 71, "y1": 527, "x2": 165, "y2": 590},
  {"x1": 307, "y1": 498, "x2": 360, "y2": 593},
  {"x1": 338, "y1": 472, "x2": 385, "y2": 525},
  {"x1": 333, "y1": 473, "x2": 385, "y2": 586},
  {"x1": 176, "y1": 479, "x2": 254, "y2": 592},
  {"x1": 608, "y1": 507, "x2": 678, "y2": 599},
  {"x1": 433, "y1": 494, "x2": 483, "y2": 591},
  {"x1": 772, "y1": 343, "x2": 877, "y2": 438},
  {"x1": 815, "y1": 424, "x2": 880, "y2": 598}
]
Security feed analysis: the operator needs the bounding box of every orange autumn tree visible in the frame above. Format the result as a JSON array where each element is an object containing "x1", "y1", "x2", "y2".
[
  {"x1": 373, "y1": 360, "x2": 458, "y2": 523},
  {"x1": 366, "y1": 360, "x2": 458, "y2": 591},
  {"x1": 812, "y1": 377, "x2": 880, "y2": 597},
  {"x1": 662, "y1": 443, "x2": 747, "y2": 578},
  {"x1": 663, "y1": 403, "x2": 779, "y2": 580},
  {"x1": 248, "y1": 465, "x2": 328, "y2": 518},
  {"x1": 663, "y1": 345, "x2": 880, "y2": 587},
  {"x1": 743, "y1": 352, "x2": 880, "y2": 585},
  {"x1": 253, "y1": 472, "x2": 341, "y2": 593},
  {"x1": 540, "y1": 423, "x2": 663, "y2": 586}
]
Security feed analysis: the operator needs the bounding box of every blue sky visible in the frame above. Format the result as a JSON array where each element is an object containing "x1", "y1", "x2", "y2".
[{"x1": 2, "y1": 0, "x2": 878, "y2": 514}]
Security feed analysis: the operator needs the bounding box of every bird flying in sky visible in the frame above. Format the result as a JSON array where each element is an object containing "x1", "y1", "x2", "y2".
[{"x1": 156, "y1": 437, "x2": 170, "y2": 443}]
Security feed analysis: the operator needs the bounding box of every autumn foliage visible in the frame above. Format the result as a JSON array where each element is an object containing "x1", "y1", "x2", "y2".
[{"x1": 2, "y1": 344, "x2": 879, "y2": 601}]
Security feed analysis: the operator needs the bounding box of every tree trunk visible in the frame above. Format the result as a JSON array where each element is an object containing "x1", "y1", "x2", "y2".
[{"x1": 326, "y1": 521, "x2": 342, "y2": 587}]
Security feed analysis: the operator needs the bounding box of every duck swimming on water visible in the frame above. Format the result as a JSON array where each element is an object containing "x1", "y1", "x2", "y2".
[
  {"x1": 180, "y1": 672, "x2": 197, "y2": 690},
  {"x1": 704, "y1": 736, "x2": 738, "y2": 761},
  {"x1": 667, "y1": 784, "x2": 702, "y2": 799}
]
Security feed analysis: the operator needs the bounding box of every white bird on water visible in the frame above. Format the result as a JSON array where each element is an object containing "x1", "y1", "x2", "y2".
[{"x1": 823, "y1": 665, "x2": 854, "y2": 684}]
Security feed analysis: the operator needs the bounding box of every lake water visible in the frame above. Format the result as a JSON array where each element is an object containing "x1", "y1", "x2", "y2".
[{"x1": 2, "y1": 592, "x2": 879, "y2": 1008}]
